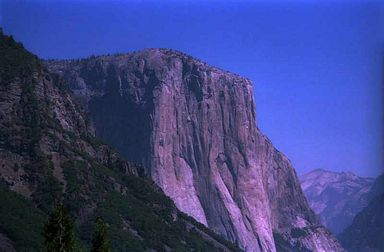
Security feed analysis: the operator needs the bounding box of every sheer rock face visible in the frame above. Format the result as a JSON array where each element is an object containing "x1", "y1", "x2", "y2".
[
  {"x1": 0, "y1": 65, "x2": 138, "y2": 196},
  {"x1": 1, "y1": 34, "x2": 241, "y2": 251},
  {"x1": 46, "y1": 49, "x2": 344, "y2": 252}
]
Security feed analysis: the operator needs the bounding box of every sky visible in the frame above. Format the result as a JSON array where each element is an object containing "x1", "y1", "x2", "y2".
[{"x1": 1, "y1": 0, "x2": 383, "y2": 177}]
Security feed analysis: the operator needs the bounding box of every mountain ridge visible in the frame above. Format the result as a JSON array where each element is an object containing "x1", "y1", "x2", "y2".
[
  {"x1": 46, "y1": 48, "x2": 344, "y2": 252},
  {"x1": 45, "y1": 48, "x2": 253, "y2": 82},
  {"x1": 301, "y1": 169, "x2": 375, "y2": 235},
  {"x1": 0, "y1": 30, "x2": 242, "y2": 252},
  {"x1": 338, "y1": 175, "x2": 384, "y2": 251}
]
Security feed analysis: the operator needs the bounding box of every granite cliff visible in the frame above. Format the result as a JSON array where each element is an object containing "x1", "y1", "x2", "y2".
[
  {"x1": 301, "y1": 169, "x2": 375, "y2": 234},
  {"x1": 47, "y1": 49, "x2": 344, "y2": 252},
  {"x1": 0, "y1": 31, "x2": 241, "y2": 251}
]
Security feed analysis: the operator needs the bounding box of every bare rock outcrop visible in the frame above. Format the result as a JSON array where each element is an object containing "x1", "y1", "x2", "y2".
[
  {"x1": 47, "y1": 49, "x2": 344, "y2": 252},
  {"x1": 1, "y1": 32, "x2": 241, "y2": 251}
]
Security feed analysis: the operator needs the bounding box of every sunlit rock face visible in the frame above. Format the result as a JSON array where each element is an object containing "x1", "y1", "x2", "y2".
[{"x1": 47, "y1": 49, "x2": 344, "y2": 252}]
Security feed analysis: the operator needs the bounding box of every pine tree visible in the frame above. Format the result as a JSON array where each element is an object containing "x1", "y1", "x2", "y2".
[
  {"x1": 44, "y1": 203, "x2": 76, "y2": 252},
  {"x1": 91, "y1": 218, "x2": 111, "y2": 252}
]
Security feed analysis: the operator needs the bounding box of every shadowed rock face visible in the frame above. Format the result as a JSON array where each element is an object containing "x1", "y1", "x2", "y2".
[
  {"x1": 46, "y1": 49, "x2": 344, "y2": 252},
  {"x1": 338, "y1": 175, "x2": 384, "y2": 252},
  {"x1": 301, "y1": 169, "x2": 375, "y2": 235},
  {"x1": 0, "y1": 33, "x2": 243, "y2": 252}
]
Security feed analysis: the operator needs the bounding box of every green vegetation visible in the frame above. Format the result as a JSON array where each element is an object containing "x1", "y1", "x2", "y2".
[
  {"x1": 91, "y1": 218, "x2": 111, "y2": 252},
  {"x1": 0, "y1": 29, "x2": 240, "y2": 251},
  {"x1": 0, "y1": 29, "x2": 40, "y2": 84},
  {"x1": 0, "y1": 182, "x2": 46, "y2": 251},
  {"x1": 44, "y1": 204, "x2": 76, "y2": 252},
  {"x1": 62, "y1": 159, "x2": 233, "y2": 251}
]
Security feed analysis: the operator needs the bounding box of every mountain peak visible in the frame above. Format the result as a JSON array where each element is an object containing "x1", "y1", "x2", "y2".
[
  {"x1": 46, "y1": 48, "x2": 252, "y2": 87},
  {"x1": 46, "y1": 52, "x2": 345, "y2": 252},
  {"x1": 301, "y1": 169, "x2": 375, "y2": 235},
  {"x1": 0, "y1": 32, "x2": 242, "y2": 252}
]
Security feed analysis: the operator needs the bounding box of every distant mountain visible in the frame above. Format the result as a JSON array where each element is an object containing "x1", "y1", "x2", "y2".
[
  {"x1": 338, "y1": 175, "x2": 384, "y2": 252},
  {"x1": 0, "y1": 28, "x2": 344, "y2": 251},
  {"x1": 301, "y1": 169, "x2": 374, "y2": 234},
  {"x1": 46, "y1": 49, "x2": 344, "y2": 251}
]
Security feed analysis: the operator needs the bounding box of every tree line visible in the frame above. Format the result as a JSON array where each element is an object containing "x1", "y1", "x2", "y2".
[{"x1": 44, "y1": 204, "x2": 111, "y2": 252}]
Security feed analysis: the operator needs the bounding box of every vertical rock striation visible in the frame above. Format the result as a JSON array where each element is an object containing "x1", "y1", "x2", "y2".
[
  {"x1": 0, "y1": 32, "x2": 242, "y2": 252},
  {"x1": 46, "y1": 49, "x2": 344, "y2": 251}
]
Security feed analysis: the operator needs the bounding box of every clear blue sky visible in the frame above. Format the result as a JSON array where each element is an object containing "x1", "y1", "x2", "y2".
[{"x1": 1, "y1": 0, "x2": 383, "y2": 177}]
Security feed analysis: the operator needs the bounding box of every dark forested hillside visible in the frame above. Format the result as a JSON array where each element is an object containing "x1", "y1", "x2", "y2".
[
  {"x1": 0, "y1": 30, "x2": 241, "y2": 252},
  {"x1": 338, "y1": 176, "x2": 384, "y2": 252},
  {"x1": 46, "y1": 47, "x2": 344, "y2": 252}
]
